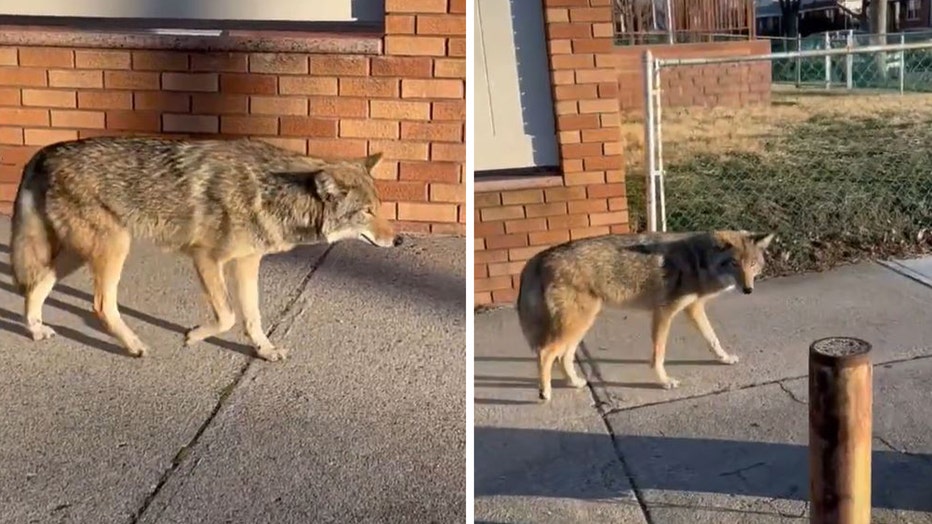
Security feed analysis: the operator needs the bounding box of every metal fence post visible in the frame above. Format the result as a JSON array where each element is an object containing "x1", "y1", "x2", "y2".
[
  {"x1": 666, "y1": 0, "x2": 674, "y2": 45},
  {"x1": 809, "y1": 337, "x2": 872, "y2": 524},
  {"x1": 642, "y1": 49, "x2": 657, "y2": 233},
  {"x1": 796, "y1": 34, "x2": 802, "y2": 87},
  {"x1": 846, "y1": 31, "x2": 854, "y2": 89},
  {"x1": 824, "y1": 32, "x2": 832, "y2": 89},
  {"x1": 900, "y1": 33, "x2": 906, "y2": 93}
]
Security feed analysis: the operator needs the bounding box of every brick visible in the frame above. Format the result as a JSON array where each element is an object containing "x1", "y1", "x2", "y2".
[
  {"x1": 371, "y1": 100, "x2": 430, "y2": 120},
  {"x1": 279, "y1": 76, "x2": 338, "y2": 96},
  {"x1": 0, "y1": 108, "x2": 48, "y2": 126},
  {"x1": 371, "y1": 56, "x2": 433, "y2": 77},
  {"x1": 339, "y1": 78, "x2": 398, "y2": 98},
  {"x1": 554, "y1": 84, "x2": 598, "y2": 100},
  {"x1": 19, "y1": 48, "x2": 73, "y2": 68},
  {"x1": 380, "y1": 201, "x2": 398, "y2": 219},
  {"x1": 434, "y1": 58, "x2": 465, "y2": 78},
  {"x1": 450, "y1": 0, "x2": 465, "y2": 13},
  {"x1": 24, "y1": 128, "x2": 77, "y2": 145},
  {"x1": 386, "y1": 14, "x2": 415, "y2": 34},
  {"x1": 163, "y1": 114, "x2": 218, "y2": 134},
  {"x1": 191, "y1": 94, "x2": 248, "y2": 114},
  {"x1": 431, "y1": 143, "x2": 464, "y2": 162},
  {"x1": 132, "y1": 51, "x2": 188, "y2": 71},
  {"x1": 402, "y1": 79, "x2": 462, "y2": 99},
  {"x1": 480, "y1": 205, "x2": 524, "y2": 221},
  {"x1": 386, "y1": 0, "x2": 447, "y2": 13},
  {"x1": 486, "y1": 233, "x2": 529, "y2": 250},
  {"x1": 401, "y1": 121, "x2": 461, "y2": 142},
  {"x1": 340, "y1": 119, "x2": 399, "y2": 139},
  {"x1": 0, "y1": 48, "x2": 16, "y2": 66},
  {"x1": 475, "y1": 263, "x2": 489, "y2": 279},
  {"x1": 475, "y1": 276, "x2": 512, "y2": 293},
  {"x1": 548, "y1": 213, "x2": 590, "y2": 230},
  {"x1": 544, "y1": 185, "x2": 588, "y2": 202},
  {"x1": 432, "y1": 100, "x2": 465, "y2": 121},
  {"x1": 256, "y1": 136, "x2": 307, "y2": 155},
  {"x1": 385, "y1": 36, "x2": 446, "y2": 56},
  {"x1": 579, "y1": 98, "x2": 618, "y2": 114},
  {"x1": 400, "y1": 161, "x2": 459, "y2": 183},
  {"x1": 370, "y1": 161, "x2": 399, "y2": 180},
  {"x1": 104, "y1": 71, "x2": 159, "y2": 90},
  {"x1": 250, "y1": 96, "x2": 307, "y2": 115},
  {"x1": 78, "y1": 91, "x2": 132, "y2": 110},
  {"x1": 564, "y1": 171, "x2": 606, "y2": 185},
  {"x1": 447, "y1": 37, "x2": 466, "y2": 57},
  {"x1": 75, "y1": 50, "x2": 130, "y2": 69},
  {"x1": 106, "y1": 110, "x2": 160, "y2": 131},
  {"x1": 134, "y1": 91, "x2": 189, "y2": 112},
  {"x1": 307, "y1": 138, "x2": 367, "y2": 158},
  {"x1": 475, "y1": 192, "x2": 502, "y2": 208},
  {"x1": 397, "y1": 202, "x2": 457, "y2": 222},
  {"x1": 280, "y1": 117, "x2": 338, "y2": 138},
  {"x1": 369, "y1": 140, "x2": 429, "y2": 161},
  {"x1": 190, "y1": 52, "x2": 248, "y2": 72},
  {"x1": 375, "y1": 180, "x2": 426, "y2": 201},
  {"x1": 475, "y1": 221, "x2": 504, "y2": 237},
  {"x1": 220, "y1": 74, "x2": 277, "y2": 95},
  {"x1": 501, "y1": 189, "x2": 544, "y2": 205},
  {"x1": 584, "y1": 155, "x2": 623, "y2": 171},
  {"x1": 309, "y1": 56, "x2": 368, "y2": 76},
  {"x1": 308, "y1": 97, "x2": 367, "y2": 118},
  {"x1": 162, "y1": 72, "x2": 218, "y2": 92},
  {"x1": 429, "y1": 183, "x2": 464, "y2": 203},
  {"x1": 21, "y1": 89, "x2": 75, "y2": 108},
  {"x1": 0, "y1": 128, "x2": 23, "y2": 145},
  {"x1": 221, "y1": 115, "x2": 278, "y2": 135},
  {"x1": 557, "y1": 114, "x2": 600, "y2": 131},
  {"x1": 416, "y1": 14, "x2": 466, "y2": 35},
  {"x1": 475, "y1": 249, "x2": 508, "y2": 264},
  {"x1": 0, "y1": 144, "x2": 39, "y2": 164},
  {"x1": 529, "y1": 230, "x2": 571, "y2": 246},
  {"x1": 575, "y1": 67, "x2": 618, "y2": 83},
  {"x1": 571, "y1": 226, "x2": 611, "y2": 240},
  {"x1": 568, "y1": 198, "x2": 608, "y2": 214},
  {"x1": 249, "y1": 53, "x2": 308, "y2": 74},
  {"x1": 588, "y1": 183, "x2": 625, "y2": 198},
  {"x1": 51, "y1": 110, "x2": 104, "y2": 129},
  {"x1": 525, "y1": 202, "x2": 569, "y2": 219},
  {"x1": 0, "y1": 164, "x2": 21, "y2": 182},
  {"x1": 487, "y1": 261, "x2": 526, "y2": 278},
  {"x1": 589, "y1": 211, "x2": 628, "y2": 227},
  {"x1": 0, "y1": 88, "x2": 19, "y2": 106},
  {"x1": 48, "y1": 70, "x2": 101, "y2": 88}
]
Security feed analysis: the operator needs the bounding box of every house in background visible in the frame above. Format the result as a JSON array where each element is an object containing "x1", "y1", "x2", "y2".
[
  {"x1": 756, "y1": 0, "x2": 932, "y2": 38},
  {"x1": 0, "y1": 0, "x2": 466, "y2": 234}
]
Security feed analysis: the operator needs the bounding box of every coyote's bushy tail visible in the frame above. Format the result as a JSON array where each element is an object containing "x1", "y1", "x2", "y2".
[
  {"x1": 10, "y1": 156, "x2": 56, "y2": 294},
  {"x1": 516, "y1": 252, "x2": 549, "y2": 352}
]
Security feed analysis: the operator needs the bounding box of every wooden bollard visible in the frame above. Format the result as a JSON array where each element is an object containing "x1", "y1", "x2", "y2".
[{"x1": 808, "y1": 337, "x2": 872, "y2": 524}]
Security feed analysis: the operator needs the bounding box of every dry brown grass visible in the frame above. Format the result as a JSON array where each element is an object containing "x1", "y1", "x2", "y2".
[{"x1": 622, "y1": 88, "x2": 932, "y2": 173}]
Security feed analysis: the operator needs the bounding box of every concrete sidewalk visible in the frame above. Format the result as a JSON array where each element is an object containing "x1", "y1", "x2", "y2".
[
  {"x1": 0, "y1": 219, "x2": 465, "y2": 524},
  {"x1": 475, "y1": 261, "x2": 932, "y2": 524}
]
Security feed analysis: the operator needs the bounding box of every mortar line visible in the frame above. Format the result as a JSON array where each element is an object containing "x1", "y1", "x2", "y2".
[
  {"x1": 578, "y1": 341, "x2": 655, "y2": 524},
  {"x1": 129, "y1": 246, "x2": 334, "y2": 524}
]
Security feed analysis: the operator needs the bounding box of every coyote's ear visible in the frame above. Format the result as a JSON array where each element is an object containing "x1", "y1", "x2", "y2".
[
  {"x1": 752, "y1": 232, "x2": 775, "y2": 249},
  {"x1": 312, "y1": 171, "x2": 343, "y2": 200},
  {"x1": 363, "y1": 152, "x2": 383, "y2": 172}
]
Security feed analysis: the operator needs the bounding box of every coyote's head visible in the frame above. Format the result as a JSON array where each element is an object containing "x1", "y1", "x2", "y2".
[
  {"x1": 305, "y1": 152, "x2": 401, "y2": 248},
  {"x1": 714, "y1": 231, "x2": 776, "y2": 294}
]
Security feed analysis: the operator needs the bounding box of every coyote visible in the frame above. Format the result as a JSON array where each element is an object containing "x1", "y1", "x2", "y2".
[
  {"x1": 516, "y1": 230, "x2": 775, "y2": 401},
  {"x1": 10, "y1": 136, "x2": 402, "y2": 361}
]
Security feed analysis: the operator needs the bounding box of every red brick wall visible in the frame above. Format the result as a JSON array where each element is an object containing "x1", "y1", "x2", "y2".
[
  {"x1": 613, "y1": 40, "x2": 772, "y2": 115},
  {"x1": 474, "y1": 0, "x2": 627, "y2": 307},
  {"x1": 0, "y1": 0, "x2": 465, "y2": 235}
]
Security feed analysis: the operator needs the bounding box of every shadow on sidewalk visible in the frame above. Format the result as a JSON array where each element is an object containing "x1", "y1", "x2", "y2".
[{"x1": 475, "y1": 427, "x2": 932, "y2": 512}]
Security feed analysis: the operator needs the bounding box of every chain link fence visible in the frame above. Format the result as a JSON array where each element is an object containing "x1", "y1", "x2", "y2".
[{"x1": 626, "y1": 38, "x2": 932, "y2": 278}]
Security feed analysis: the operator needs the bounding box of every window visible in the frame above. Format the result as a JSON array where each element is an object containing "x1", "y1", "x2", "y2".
[
  {"x1": 0, "y1": 0, "x2": 384, "y2": 30},
  {"x1": 907, "y1": 0, "x2": 921, "y2": 21}
]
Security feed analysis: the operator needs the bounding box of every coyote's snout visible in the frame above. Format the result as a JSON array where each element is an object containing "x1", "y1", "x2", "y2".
[
  {"x1": 10, "y1": 136, "x2": 401, "y2": 361},
  {"x1": 516, "y1": 230, "x2": 775, "y2": 401}
]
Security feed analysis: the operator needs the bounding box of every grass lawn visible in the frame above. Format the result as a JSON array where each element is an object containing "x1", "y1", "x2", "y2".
[{"x1": 622, "y1": 88, "x2": 932, "y2": 277}]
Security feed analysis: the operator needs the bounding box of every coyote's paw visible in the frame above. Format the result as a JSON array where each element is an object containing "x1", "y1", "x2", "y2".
[
  {"x1": 568, "y1": 377, "x2": 589, "y2": 389},
  {"x1": 126, "y1": 340, "x2": 149, "y2": 358},
  {"x1": 29, "y1": 324, "x2": 57, "y2": 342},
  {"x1": 538, "y1": 388, "x2": 552, "y2": 402},
  {"x1": 660, "y1": 377, "x2": 681, "y2": 390},
  {"x1": 719, "y1": 353, "x2": 739, "y2": 365},
  {"x1": 256, "y1": 345, "x2": 289, "y2": 362}
]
